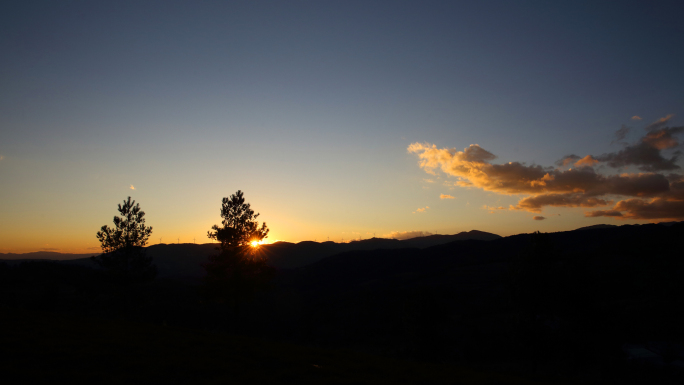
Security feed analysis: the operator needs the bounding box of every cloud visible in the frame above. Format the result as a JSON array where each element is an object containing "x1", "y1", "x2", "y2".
[
  {"x1": 645, "y1": 114, "x2": 674, "y2": 132},
  {"x1": 631, "y1": 116, "x2": 642, "y2": 121},
  {"x1": 483, "y1": 205, "x2": 506, "y2": 214},
  {"x1": 586, "y1": 198, "x2": 684, "y2": 220},
  {"x1": 40, "y1": 248, "x2": 60, "y2": 251},
  {"x1": 556, "y1": 154, "x2": 580, "y2": 167},
  {"x1": 585, "y1": 209, "x2": 623, "y2": 218},
  {"x1": 130, "y1": 185, "x2": 136, "y2": 190},
  {"x1": 516, "y1": 194, "x2": 611, "y2": 212},
  {"x1": 423, "y1": 178, "x2": 435, "y2": 183},
  {"x1": 409, "y1": 143, "x2": 670, "y2": 197},
  {"x1": 385, "y1": 230, "x2": 433, "y2": 240},
  {"x1": 641, "y1": 126, "x2": 684, "y2": 150},
  {"x1": 0, "y1": 155, "x2": 4, "y2": 161},
  {"x1": 408, "y1": 116, "x2": 684, "y2": 221},
  {"x1": 574, "y1": 155, "x2": 600, "y2": 167},
  {"x1": 611, "y1": 125, "x2": 630, "y2": 145},
  {"x1": 595, "y1": 133, "x2": 682, "y2": 171},
  {"x1": 413, "y1": 206, "x2": 429, "y2": 213},
  {"x1": 440, "y1": 194, "x2": 455, "y2": 199},
  {"x1": 533, "y1": 216, "x2": 546, "y2": 220}
]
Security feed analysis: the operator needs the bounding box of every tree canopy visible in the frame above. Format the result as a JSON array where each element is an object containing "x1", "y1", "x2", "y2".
[
  {"x1": 207, "y1": 190, "x2": 269, "y2": 253},
  {"x1": 92, "y1": 196, "x2": 156, "y2": 284}
]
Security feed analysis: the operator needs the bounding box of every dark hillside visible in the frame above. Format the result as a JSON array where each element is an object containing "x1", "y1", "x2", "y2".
[{"x1": 2, "y1": 223, "x2": 683, "y2": 383}]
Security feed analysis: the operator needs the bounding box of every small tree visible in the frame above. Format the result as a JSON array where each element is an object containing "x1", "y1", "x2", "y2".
[
  {"x1": 203, "y1": 190, "x2": 273, "y2": 314},
  {"x1": 93, "y1": 196, "x2": 156, "y2": 284}
]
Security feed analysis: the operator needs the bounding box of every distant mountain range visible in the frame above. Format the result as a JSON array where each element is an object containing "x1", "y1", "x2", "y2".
[
  {"x1": 0, "y1": 230, "x2": 501, "y2": 278},
  {"x1": 4, "y1": 223, "x2": 682, "y2": 282},
  {"x1": 293, "y1": 222, "x2": 684, "y2": 295}
]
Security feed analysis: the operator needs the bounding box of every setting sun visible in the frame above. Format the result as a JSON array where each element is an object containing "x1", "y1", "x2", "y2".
[{"x1": 250, "y1": 240, "x2": 259, "y2": 248}]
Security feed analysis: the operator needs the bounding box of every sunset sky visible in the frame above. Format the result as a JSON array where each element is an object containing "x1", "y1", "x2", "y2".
[{"x1": 2, "y1": 1, "x2": 684, "y2": 253}]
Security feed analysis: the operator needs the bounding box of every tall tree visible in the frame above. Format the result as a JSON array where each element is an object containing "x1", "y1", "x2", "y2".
[
  {"x1": 207, "y1": 190, "x2": 269, "y2": 252},
  {"x1": 204, "y1": 190, "x2": 273, "y2": 314},
  {"x1": 93, "y1": 196, "x2": 156, "y2": 284}
]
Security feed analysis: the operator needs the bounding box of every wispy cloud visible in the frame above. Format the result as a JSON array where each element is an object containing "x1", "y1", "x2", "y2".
[
  {"x1": 645, "y1": 114, "x2": 674, "y2": 132},
  {"x1": 413, "y1": 206, "x2": 429, "y2": 213},
  {"x1": 631, "y1": 116, "x2": 642, "y2": 121},
  {"x1": 385, "y1": 230, "x2": 433, "y2": 240},
  {"x1": 533, "y1": 216, "x2": 546, "y2": 220},
  {"x1": 440, "y1": 194, "x2": 455, "y2": 199},
  {"x1": 611, "y1": 125, "x2": 630, "y2": 146},
  {"x1": 423, "y1": 178, "x2": 435, "y2": 183},
  {"x1": 130, "y1": 185, "x2": 136, "y2": 190},
  {"x1": 408, "y1": 115, "x2": 684, "y2": 221},
  {"x1": 556, "y1": 154, "x2": 580, "y2": 167},
  {"x1": 482, "y1": 205, "x2": 506, "y2": 214}
]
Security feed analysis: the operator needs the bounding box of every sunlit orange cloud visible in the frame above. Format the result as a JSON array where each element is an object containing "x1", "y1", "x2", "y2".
[
  {"x1": 631, "y1": 116, "x2": 642, "y2": 120},
  {"x1": 130, "y1": 185, "x2": 135, "y2": 190},
  {"x1": 413, "y1": 206, "x2": 429, "y2": 213},
  {"x1": 440, "y1": 194, "x2": 455, "y2": 199},
  {"x1": 409, "y1": 116, "x2": 684, "y2": 220},
  {"x1": 574, "y1": 155, "x2": 599, "y2": 167},
  {"x1": 408, "y1": 143, "x2": 669, "y2": 197},
  {"x1": 641, "y1": 126, "x2": 684, "y2": 150}
]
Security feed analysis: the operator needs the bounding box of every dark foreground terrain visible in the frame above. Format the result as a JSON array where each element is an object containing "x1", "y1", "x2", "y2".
[
  {"x1": 2, "y1": 224, "x2": 684, "y2": 384},
  {"x1": 1, "y1": 306, "x2": 556, "y2": 385}
]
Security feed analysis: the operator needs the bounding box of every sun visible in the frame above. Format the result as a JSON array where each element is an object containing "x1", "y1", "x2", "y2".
[{"x1": 250, "y1": 240, "x2": 259, "y2": 248}]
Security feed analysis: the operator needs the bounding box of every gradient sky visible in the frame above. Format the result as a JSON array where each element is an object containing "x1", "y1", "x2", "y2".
[{"x1": 2, "y1": 0, "x2": 684, "y2": 253}]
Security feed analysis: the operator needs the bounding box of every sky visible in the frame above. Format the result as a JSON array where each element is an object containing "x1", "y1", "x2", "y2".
[{"x1": 1, "y1": 0, "x2": 684, "y2": 253}]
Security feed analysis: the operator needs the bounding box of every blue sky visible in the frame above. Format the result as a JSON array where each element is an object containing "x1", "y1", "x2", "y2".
[{"x1": 1, "y1": 1, "x2": 683, "y2": 253}]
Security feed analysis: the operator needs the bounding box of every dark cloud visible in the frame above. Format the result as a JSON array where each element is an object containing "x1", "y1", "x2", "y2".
[
  {"x1": 595, "y1": 127, "x2": 684, "y2": 171},
  {"x1": 517, "y1": 194, "x2": 610, "y2": 212},
  {"x1": 585, "y1": 210, "x2": 623, "y2": 218},
  {"x1": 555, "y1": 154, "x2": 580, "y2": 167},
  {"x1": 611, "y1": 125, "x2": 630, "y2": 145},
  {"x1": 533, "y1": 216, "x2": 546, "y2": 220},
  {"x1": 587, "y1": 198, "x2": 684, "y2": 220}
]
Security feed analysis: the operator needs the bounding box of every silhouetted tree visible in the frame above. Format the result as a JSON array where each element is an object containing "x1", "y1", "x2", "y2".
[
  {"x1": 92, "y1": 196, "x2": 156, "y2": 285},
  {"x1": 207, "y1": 190, "x2": 269, "y2": 251},
  {"x1": 203, "y1": 190, "x2": 274, "y2": 315}
]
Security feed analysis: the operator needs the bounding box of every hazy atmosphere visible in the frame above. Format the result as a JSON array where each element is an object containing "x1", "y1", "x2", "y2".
[{"x1": 2, "y1": 0, "x2": 683, "y2": 253}]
